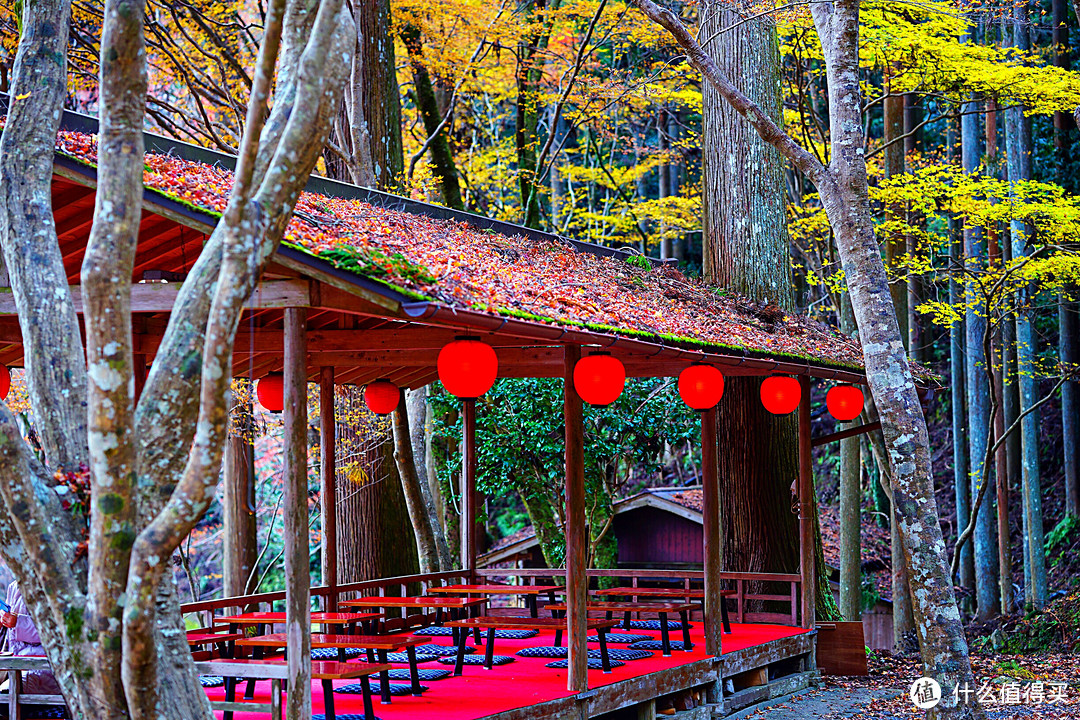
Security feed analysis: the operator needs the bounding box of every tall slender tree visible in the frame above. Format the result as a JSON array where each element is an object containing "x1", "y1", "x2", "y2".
[
  {"x1": 960, "y1": 24, "x2": 996, "y2": 620},
  {"x1": 629, "y1": 1, "x2": 982, "y2": 715},
  {"x1": 1005, "y1": 5, "x2": 1047, "y2": 610},
  {"x1": 700, "y1": 0, "x2": 838, "y2": 618}
]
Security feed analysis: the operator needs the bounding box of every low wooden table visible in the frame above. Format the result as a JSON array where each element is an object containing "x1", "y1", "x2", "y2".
[
  {"x1": 236, "y1": 633, "x2": 428, "y2": 703},
  {"x1": 340, "y1": 596, "x2": 488, "y2": 626},
  {"x1": 427, "y1": 584, "x2": 560, "y2": 618},
  {"x1": 209, "y1": 659, "x2": 390, "y2": 720},
  {"x1": 442, "y1": 616, "x2": 619, "y2": 674},
  {"x1": 547, "y1": 601, "x2": 694, "y2": 655},
  {"x1": 215, "y1": 611, "x2": 382, "y2": 636},
  {"x1": 593, "y1": 587, "x2": 733, "y2": 634}
]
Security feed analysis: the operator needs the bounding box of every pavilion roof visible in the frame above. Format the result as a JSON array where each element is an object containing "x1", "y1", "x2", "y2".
[{"x1": 39, "y1": 116, "x2": 871, "y2": 377}]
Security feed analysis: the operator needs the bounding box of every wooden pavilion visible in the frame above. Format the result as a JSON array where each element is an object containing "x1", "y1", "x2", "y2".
[{"x1": 0, "y1": 104, "x2": 890, "y2": 719}]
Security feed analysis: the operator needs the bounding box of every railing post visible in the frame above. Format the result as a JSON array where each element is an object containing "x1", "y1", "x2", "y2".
[
  {"x1": 563, "y1": 345, "x2": 588, "y2": 693},
  {"x1": 283, "y1": 307, "x2": 311, "y2": 720},
  {"x1": 701, "y1": 405, "x2": 722, "y2": 655},
  {"x1": 319, "y1": 366, "x2": 338, "y2": 612},
  {"x1": 798, "y1": 375, "x2": 816, "y2": 629}
]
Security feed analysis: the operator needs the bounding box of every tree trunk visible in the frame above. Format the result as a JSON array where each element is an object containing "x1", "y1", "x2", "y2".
[
  {"x1": 1006, "y1": 8, "x2": 1047, "y2": 610},
  {"x1": 883, "y1": 74, "x2": 909, "y2": 347},
  {"x1": 392, "y1": 389, "x2": 444, "y2": 573},
  {"x1": 1055, "y1": 0, "x2": 1080, "y2": 520},
  {"x1": 838, "y1": 297, "x2": 862, "y2": 621},
  {"x1": 1063, "y1": 299, "x2": 1080, "y2": 517},
  {"x1": 337, "y1": 389, "x2": 420, "y2": 587},
  {"x1": 904, "y1": 93, "x2": 926, "y2": 363},
  {"x1": 701, "y1": 0, "x2": 796, "y2": 574},
  {"x1": 327, "y1": 0, "x2": 403, "y2": 188},
  {"x1": 400, "y1": 23, "x2": 464, "y2": 210},
  {"x1": 701, "y1": 0, "x2": 839, "y2": 620},
  {"x1": 658, "y1": 108, "x2": 672, "y2": 260},
  {"x1": 224, "y1": 401, "x2": 258, "y2": 598},
  {"x1": 406, "y1": 386, "x2": 452, "y2": 569},
  {"x1": 516, "y1": 0, "x2": 560, "y2": 229},
  {"x1": 960, "y1": 59, "x2": 996, "y2": 619}
]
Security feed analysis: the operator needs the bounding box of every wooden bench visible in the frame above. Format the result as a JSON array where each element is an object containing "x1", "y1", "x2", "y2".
[
  {"x1": 195, "y1": 660, "x2": 284, "y2": 720},
  {"x1": 186, "y1": 627, "x2": 244, "y2": 659},
  {"x1": 205, "y1": 659, "x2": 389, "y2": 720},
  {"x1": 0, "y1": 656, "x2": 65, "y2": 720},
  {"x1": 593, "y1": 587, "x2": 734, "y2": 634},
  {"x1": 546, "y1": 601, "x2": 695, "y2": 656},
  {"x1": 236, "y1": 633, "x2": 427, "y2": 703},
  {"x1": 442, "y1": 616, "x2": 620, "y2": 674}
]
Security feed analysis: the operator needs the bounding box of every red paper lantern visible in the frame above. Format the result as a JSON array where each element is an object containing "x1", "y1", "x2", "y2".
[
  {"x1": 827, "y1": 384, "x2": 865, "y2": 422},
  {"x1": 364, "y1": 379, "x2": 400, "y2": 415},
  {"x1": 573, "y1": 352, "x2": 625, "y2": 406},
  {"x1": 438, "y1": 337, "x2": 498, "y2": 399},
  {"x1": 0, "y1": 365, "x2": 9, "y2": 402},
  {"x1": 678, "y1": 364, "x2": 725, "y2": 410},
  {"x1": 256, "y1": 372, "x2": 284, "y2": 413},
  {"x1": 760, "y1": 375, "x2": 801, "y2": 415}
]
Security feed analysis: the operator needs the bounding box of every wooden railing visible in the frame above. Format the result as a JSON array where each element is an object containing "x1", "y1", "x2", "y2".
[
  {"x1": 180, "y1": 567, "x2": 801, "y2": 628},
  {"x1": 474, "y1": 567, "x2": 803, "y2": 626},
  {"x1": 180, "y1": 570, "x2": 467, "y2": 629}
]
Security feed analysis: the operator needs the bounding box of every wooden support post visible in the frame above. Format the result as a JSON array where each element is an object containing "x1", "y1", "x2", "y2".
[
  {"x1": 283, "y1": 307, "x2": 311, "y2": 720},
  {"x1": 563, "y1": 345, "x2": 588, "y2": 692},
  {"x1": 462, "y1": 398, "x2": 478, "y2": 577},
  {"x1": 798, "y1": 375, "x2": 816, "y2": 629},
  {"x1": 701, "y1": 405, "x2": 722, "y2": 655},
  {"x1": 319, "y1": 366, "x2": 338, "y2": 611},
  {"x1": 224, "y1": 394, "x2": 257, "y2": 600}
]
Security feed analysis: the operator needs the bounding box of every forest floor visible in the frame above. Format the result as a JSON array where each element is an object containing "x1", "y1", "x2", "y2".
[{"x1": 743, "y1": 651, "x2": 1080, "y2": 719}]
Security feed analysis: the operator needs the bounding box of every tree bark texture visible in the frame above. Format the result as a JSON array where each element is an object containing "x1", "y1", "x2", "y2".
[
  {"x1": 82, "y1": 0, "x2": 147, "y2": 711},
  {"x1": 0, "y1": 0, "x2": 87, "y2": 474},
  {"x1": 354, "y1": 0, "x2": 403, "y2": 188},
  {"x1": 700, "y1": 0, "x2": 791, "y2": 307}
]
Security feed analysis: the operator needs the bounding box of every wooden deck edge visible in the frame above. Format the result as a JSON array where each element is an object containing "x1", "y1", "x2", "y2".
[
  {"x1": 478, "y1": 657, "x2": 720, "y2": 720},
  {"x1": 719, "y1": 631, "x2": 816, "y2": 677},
  {"x1": 476, "y1": 632, "x2": 817, "y2": 720},
  {"x1": 719, "y1": 671, "x2": 818, "y2": 719}
]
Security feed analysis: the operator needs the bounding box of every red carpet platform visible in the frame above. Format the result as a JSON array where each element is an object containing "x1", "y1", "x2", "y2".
[{"x1": 207, "y1": 622, "x2": 809, "y2": 720}]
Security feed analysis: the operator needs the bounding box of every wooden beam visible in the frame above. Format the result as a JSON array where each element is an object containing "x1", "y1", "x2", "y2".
[
  {"x1": 319, "y1": 367, "x2": 338, "y2": 612},
  {"x1": 282, "y1": 307, "x2": 312, "y2": 719},
  {"x1": 563, "y1": 345, "x2": 588, "y2": 692},
  {"x1": 811, "y1": 421, "x2": 882, "y2": 447},
  {"x1": 798, "y1": 375, "x2": 815, "y2": 629},
  {"x1": 462, "y1": 398, "x2": 478, "y2": 577},
  {"x1": 0, "y1": 279, "x2": 309, "y2": 315},
  {"x1": 701, "y1": 405, "x2": 722, "y2": 656}
]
